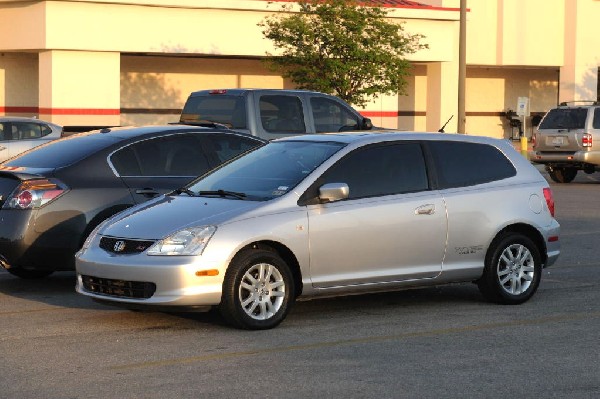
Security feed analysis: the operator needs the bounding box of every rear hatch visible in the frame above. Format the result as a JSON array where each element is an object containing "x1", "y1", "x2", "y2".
[{"x1": 535, "y1": 107, "x2": 588, "y2": 153}]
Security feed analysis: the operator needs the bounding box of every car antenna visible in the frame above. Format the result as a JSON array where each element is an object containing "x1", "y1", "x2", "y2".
[{"x1": 438, "y1": 115, "x2": 454, "y2": 133}]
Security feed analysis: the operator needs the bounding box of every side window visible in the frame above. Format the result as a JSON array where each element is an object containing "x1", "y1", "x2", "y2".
[
  {"x1": 428, "y1": 141, "x2": 516, "y2": 189},
  {"x1": 0, "y1": 123, "x2": 6, "y2": 141},
  {"x1": 316, "y1": 143, "x2": 428, "y2": 199},
  {"x1": 14, "y1": 122, "x2": 43, "y2": 139},
  {"x1": 593, "y1": 108, "x2": 600, "y2": 129},
  {"x1": 311, "y1": 97, "x2": 360, "y2": 133},
  {"x1": 203, "y1": 135, "x2": 262, "y2": 164},
  {"x1": 259, "y1": 95, "x2": 306, "y2": 133},
  {"x1": 111, "y1": 134, "x2": 212, "y2": 177},
  {"x1": 40, "y1": 124, "x2": 53, "y2": 137}
]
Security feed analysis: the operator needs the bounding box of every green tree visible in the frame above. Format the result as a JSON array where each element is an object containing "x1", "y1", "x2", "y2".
[{"x1": 259, "y1": 0, "x2": 428, "y2": 108}]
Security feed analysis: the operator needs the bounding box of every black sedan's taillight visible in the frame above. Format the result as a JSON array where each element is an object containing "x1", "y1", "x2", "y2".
[{"x1": 3, "y1": 178, "x2": 69, "y2": 209}]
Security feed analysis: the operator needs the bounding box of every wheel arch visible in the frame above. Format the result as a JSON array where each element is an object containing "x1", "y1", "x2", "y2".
[
  {"x1": 236, "y1": 240, "x2": 303, "y2": 297},
  {"x1": 490, "y1": 223, "x2": 547, "y2": 265}
]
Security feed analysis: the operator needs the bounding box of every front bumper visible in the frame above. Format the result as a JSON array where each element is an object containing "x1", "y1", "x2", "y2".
[{"x1": 75, "y1": 246, "x2": 226, "y2": 307}]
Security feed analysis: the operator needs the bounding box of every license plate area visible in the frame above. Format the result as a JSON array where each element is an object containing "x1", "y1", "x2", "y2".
[{"x1": 547, "y1": 136, "x2": 566, "y2": 146}]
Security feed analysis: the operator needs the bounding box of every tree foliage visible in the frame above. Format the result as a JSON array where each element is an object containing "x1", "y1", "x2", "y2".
[{"x1": 259, "y1": 0, "x2": 428, "y2": 107}]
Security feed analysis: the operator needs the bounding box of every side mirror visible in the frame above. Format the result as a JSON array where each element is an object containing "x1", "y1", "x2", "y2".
[
  {"x1": 362, "y1": 118, "x2": 373, "y2": 130},
  {"x1": 318, "y1": 183, "x2": 349, "y2": 203}
]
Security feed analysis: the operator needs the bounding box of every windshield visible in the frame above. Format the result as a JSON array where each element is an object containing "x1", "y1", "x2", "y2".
[
  {"x1": 539, "y1": 108, "x2": 588, "y2": 130},
  {"x1": 187, "y1": 141, "x2": 345, "y2": 201}
]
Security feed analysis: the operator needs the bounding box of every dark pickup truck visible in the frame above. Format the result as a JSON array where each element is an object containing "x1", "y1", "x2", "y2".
[{"x1": 179, "y1": 88, "x2": 373, "y2": 140}]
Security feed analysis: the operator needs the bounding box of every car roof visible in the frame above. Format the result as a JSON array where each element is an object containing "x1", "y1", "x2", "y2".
[
  {"x1": 80, "y1": 124, "x2": 259, "y2": 140},
  {"x1": 188, "y1": 88, "x2": 328, "y2": 97},
  {"x1": 0, "y1": 116, "x2": 62, "y2": 126},
  {"x1": 274, "y1": 131, "x2": 508, "y2": 146}
]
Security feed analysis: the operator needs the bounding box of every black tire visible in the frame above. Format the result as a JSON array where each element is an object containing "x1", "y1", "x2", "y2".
[
  {"x1": 219, "y1": 248, "x2": 295, "y2": 330},
  {"x1": 6, "y1": 268, "x2": 54, "y2": 279},
  {"x1": 477, "y1": 233, "x2": 542, "y2": 305},
  {"x1": 547, "y1": 167, "x2": 577, "y2": 183}
]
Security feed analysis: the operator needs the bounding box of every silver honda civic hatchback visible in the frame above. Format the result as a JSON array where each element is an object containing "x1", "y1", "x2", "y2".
[{"x1": 75, "y1": 132, "x2": 560, "y2": 330}]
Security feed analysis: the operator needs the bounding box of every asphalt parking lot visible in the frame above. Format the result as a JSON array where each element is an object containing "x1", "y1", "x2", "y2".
[{"x1": 1, "y1": 166, "x2": 599, "y2": 399}]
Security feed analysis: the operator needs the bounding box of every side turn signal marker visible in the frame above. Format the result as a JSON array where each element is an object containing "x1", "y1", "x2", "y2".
[{"x1": 195, "y1": 269, "x2": 219, "y2": 277}]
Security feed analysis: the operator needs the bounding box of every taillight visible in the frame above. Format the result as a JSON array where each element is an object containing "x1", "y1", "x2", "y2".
[
  {"x1": 3, "y1": 179, "x2": 68, "y2": 210},
  {"x1": 582, "y1": 133, "x2": 592, "y2": 147},
  {"x1": 209, "y1": 89, "x2": 227, "y2": 95},
  {"x1": 543, "y1": 187, "x2": 555, "y2": 217},
  {"x1": 532, "y1": 133, "x2": 537, "y2": 148}
]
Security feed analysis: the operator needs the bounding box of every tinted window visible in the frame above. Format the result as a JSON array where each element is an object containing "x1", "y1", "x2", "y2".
[
  {"x1": 428, "y1": 141, "x2": 516, "y2": 188},
  {"x1": 112, "y1": 134, "x2": 212, "y2": 177},
  {"x1": 539, "y1": 108, "x2": 588, "y2": 129},
  {"x1": 311, "y1": 97, "x2": 360, "y2": 133},
  {"x1": 593, "y1": 109, "x2": 600, "y2": 129},
  {"x1": 316, "y1": 143, "x2": 429, "y2": 199},
  {"x1": 111, "y1": 134, "x2": 261, "y2": 177},
  {"x1": 3, "y1": 133, "x2": 119, "y2": 168},
  {"x1": 260, "y1": 95, "x2": 306, "y2": 133},
  {"x1": 180, "y1": 95, "x2": 247, "y2": 129}
]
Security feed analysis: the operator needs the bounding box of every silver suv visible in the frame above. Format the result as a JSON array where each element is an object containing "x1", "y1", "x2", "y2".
[
  {"x1": 531, "y1": 101, "x2": 600, "y2": 183},
  {"x1": 76, "y1": 132, "x2": 560, "y2": 330}
]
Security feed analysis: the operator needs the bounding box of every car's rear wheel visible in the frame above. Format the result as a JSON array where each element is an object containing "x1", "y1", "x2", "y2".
[
  {"x1": 6, "y1": 268, "x2": 54, "y2": 279},
  {"x1": 478, "y1": 233, "x2": 542, "y2": 305},
  {"x1": 547, "y1": 167, "x2": 577, "y2": 183},
  {"x1": 219, "y1": 248, "x2": 294, "y2": 330}
]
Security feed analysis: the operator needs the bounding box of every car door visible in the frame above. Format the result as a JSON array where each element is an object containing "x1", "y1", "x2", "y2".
[
  {"x1": 110, "y1": 133, "x2": 262, "y2": 204},
  {"x1": 305, "y1": 141, "x2": 447, "y2": 288}
]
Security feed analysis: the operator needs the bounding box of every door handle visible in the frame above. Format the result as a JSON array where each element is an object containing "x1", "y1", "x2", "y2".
[
  {"x1": 415, "y1": 204, "x2": 435, "y2": 215},
  {"x1": 135, "y1": 188, "x2": 160, "y2": 197}
]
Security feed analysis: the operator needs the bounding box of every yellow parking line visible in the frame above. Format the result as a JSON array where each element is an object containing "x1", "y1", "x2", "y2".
[{"x1": 111, "y1": 311, "x2": 600, "y2": 371}]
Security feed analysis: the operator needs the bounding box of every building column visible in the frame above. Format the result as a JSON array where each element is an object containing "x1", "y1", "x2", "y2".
[
  {"x1": 426, "y1": 61, "x2": 459, "y2": 133},
  {"x1": 38, "y1": 50, "x2": 120, "y2": 127},
  {"x1": 559, "y1": 1, "x2": 599, "y2": 103}
]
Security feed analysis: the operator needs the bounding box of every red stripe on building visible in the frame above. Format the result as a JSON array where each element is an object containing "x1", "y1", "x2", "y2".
[
  {"x1": 38, "y1": 108, "x2": 120, "y2": 116},
  {"x1": 1, "y1": 106, "x2": 120, "y2": 116}
]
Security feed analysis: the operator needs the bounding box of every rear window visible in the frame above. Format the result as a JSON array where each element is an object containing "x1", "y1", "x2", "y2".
[
  {"x1": 539, "y1": 108, "x2": 588, "y2": 130},
  {"x1": 3, "y1": 133, "x2": 118, "y2": 168},
  {"x1": 180, "y1": 95, "x2": 247, "y2": 129},
  {"x1": 428, "y1": 141, "x2": 516, "y2": 189}
]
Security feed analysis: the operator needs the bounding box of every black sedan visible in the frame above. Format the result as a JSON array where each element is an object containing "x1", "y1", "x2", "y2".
[{"x1": 0, "y1": 125, "x2": 265, "y2": 279}]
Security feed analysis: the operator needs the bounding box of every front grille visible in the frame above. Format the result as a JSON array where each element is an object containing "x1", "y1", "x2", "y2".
[
  {"x1": 82, "y1": 275, "x2": 156, "y2": 299},
  {"x1": 99, "y1": 237, "x2": 155, "y2": 254}
]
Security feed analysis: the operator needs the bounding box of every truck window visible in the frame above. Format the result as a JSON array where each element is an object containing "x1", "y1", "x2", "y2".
[
  {"x1": 259, "y1": 95, "x2": 306, "y2": 134},
  {"x1": 180, "y1": 95, "x2": 247, "y2": 129},
  {"x1": 539, "y1": 108, "x2": 587, "y2": 130},
  {"x1": 311, "y1": 97, "x2": 360, "y2": 133}
]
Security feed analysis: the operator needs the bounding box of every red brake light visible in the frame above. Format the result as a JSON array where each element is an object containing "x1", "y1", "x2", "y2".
[
  {"x1": 209, "y1": 90, "x2": 227, "y2": 95},
  {"x1": 543, "y1": 187, "x2": 555, "y2": 217},
  {"x1": 5, "y1": 179, "x2": 68, "y2": 210},
  {"x1": 582, "y1": 133, "x2": 592, "y2": 147}
]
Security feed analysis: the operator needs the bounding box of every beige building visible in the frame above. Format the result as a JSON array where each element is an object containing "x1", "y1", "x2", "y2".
[{"x1": 0, "y1": 0, "x2": 598, "y2": 138}]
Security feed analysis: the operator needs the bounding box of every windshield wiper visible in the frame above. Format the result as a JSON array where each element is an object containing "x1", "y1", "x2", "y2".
[
  {"x1": 172, "y1": 188, "x2": 197, "y2": 197},
  {"x1": 198, "y1": 190, "x2": 247, "y2": 200}
]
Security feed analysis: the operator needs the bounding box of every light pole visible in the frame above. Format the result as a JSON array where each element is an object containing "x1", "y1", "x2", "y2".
[{"x1": 457, "y1": 0, "x2": 467, "y2": 133}]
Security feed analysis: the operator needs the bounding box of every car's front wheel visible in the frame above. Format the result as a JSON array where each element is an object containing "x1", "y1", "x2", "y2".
[
  {"x1": 547, "y1": 167, "x2": 577, "y2": 183},
  {"x1": 219, "y1": 248, "x2": 295, "y2": 330},
  {"x1": 478, "y1": 233, "x2": 542, "y2": 305}
]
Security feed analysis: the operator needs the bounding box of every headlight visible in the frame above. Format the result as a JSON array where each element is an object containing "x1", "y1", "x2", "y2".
[{"x1": 147, "y1": 226, "x2": 216, "y2": 256}]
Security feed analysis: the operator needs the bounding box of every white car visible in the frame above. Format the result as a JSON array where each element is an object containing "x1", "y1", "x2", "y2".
[
  {"x1": 76, "y1": 132, "x2": 560, "y2": 330},
  {"x1": 0, "y1": 117, "x2": 63, "y2": 162}
]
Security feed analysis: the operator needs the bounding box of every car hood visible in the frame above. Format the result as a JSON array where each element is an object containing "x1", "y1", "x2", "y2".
[{"x1": 100, "y1": 195, "x2": 263, "y2": 240}]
